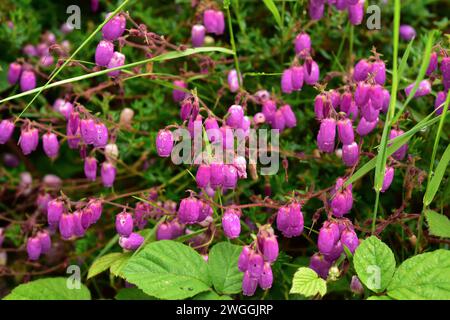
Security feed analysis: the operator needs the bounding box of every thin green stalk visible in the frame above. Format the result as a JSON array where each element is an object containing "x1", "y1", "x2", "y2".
[
  {"x1": 13, "y1": 0, "x2": 132, "y2": 122},
  {"x1": 416, "y1": 91, "x2": 450, "y2": 253},
  {"x1": 348, "y1": 25, "x2": 354, "y2": 65},
  {"x1": 225, "y1": 5, "x2": 242, "y2": 87},
  {"x1": 371, "y1": 0, "x2": 401, "y2": 233}
]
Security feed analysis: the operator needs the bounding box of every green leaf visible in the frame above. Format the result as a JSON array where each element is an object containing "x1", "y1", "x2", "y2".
[
  {"x1": 367, "y1": 295, "x2": 393, "y2": 300},
  {"x1": 87, "y1": 252, "x2": 123, "y2": 279},
  {"x1": 3, "y1": 278, "x2": 91, "y2": 300},
  {"x1": 208, "y1": 242, "x2": 243, "y2": 295},
  {"x1": 115, "y1": 288, "x2": 155, "y2": 300},
  {"x1": 122, "y1": 240, "x2": 211, "y2": 300},
  {"x1": 290, "y1": 267, "x2": 327, "y2": 298},
  {"x1": 423, "y1": 143, "x2": 450, "y2": 206},
  {"x1": 193, "y1": 291, "x2": 233, "y2": 300},
  {"x1": 110, "y1": 252, "x2": 133, "y2": 278},
  {"x1": 387, "y1": 250, "x2": 450, "y2": 300},
  {"x1": 425, "y1": 210, "x2": 450, "y2": 238},
  {"x1": 353, "y1": 236, "x2": 396, "y2": 293},
  {"x1": 262, "y1": 0, "x2": 283, "y2": 29}
]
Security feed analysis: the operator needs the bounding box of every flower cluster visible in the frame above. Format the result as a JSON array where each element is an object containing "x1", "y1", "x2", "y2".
[{"x1": 309, "y1": 0, "x2": 365, "y2": 25}]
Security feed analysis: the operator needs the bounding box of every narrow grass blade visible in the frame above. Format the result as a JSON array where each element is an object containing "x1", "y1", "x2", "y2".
[
  {"x1": 262, "y1": 0, "x2": 283, "y2": 30},
  {"x1": 423, "y1": 144, "x2": 450, "y2": 206}
]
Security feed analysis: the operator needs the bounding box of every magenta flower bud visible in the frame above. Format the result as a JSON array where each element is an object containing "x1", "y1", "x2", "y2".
[
  {"x1": 259, "y1": 262, "x2": 273, "y2": 290},
  {"x1": 350, "y1": 276, "x2": 364, "y2": 294},
  {"x1": 272, "y1": 109, "x2": 286, "y2": 131},
  {"x1": 405, "y1": 80, "x2": 431, "y2": 98},
  {"x1": 156, "y1": 222, "x2": 173, "y2": 240},
  {"x1": 220, "y1": 125, "x2": 233, "y2": 149},
  {"x1": 107, "y1": 51, "x2": 125, "y2": 77},
  {"x1": 226, "y1": 104, "x2": 244, "y2": 128},
  {"x1": 325, "y1": 240, "x2": 343, "y2": 262},
  {"x1": 348, "y1": 101, "x2": 359, "y2": 120},
  {"x1": 331, "y1": 182, "x2": 353, "y2": 217},
  {"x1": 260, "y1": 235, "x2": 279, "y2": 263},
  {"x1": 203, "y1": 10, "x2": 225, "y2": 35},
  {"x1": 172, "y1": 80, "x2": 188, "y2": 102},
  {"x1": 72, "y1": 210, "x2": 86, "y2": 237},
  {"x1": 335, "y1": 0, "x2": 348, "y2": 10},
  {"x1": 382, "y1": 88, "x2": 391, "y2": 113},
  {"x1": 101, "y1": 162, "x2": 116, "y2": 187},
  {"x1": 119, "y1": 232, "x2": 144, "y2": 251},
  {"x1": 180, "y1": 100, "x2": 192, "y2": 121},
  {"x1": 42, "y1": 132, "x2": 59, "y2": 158},
  {"x1": 303, "y1": 59, "x2": 320, "y2": 85},
  {"x1": 223, "y1": 165, "x2": 238, "y2": 190},
  {"x1": 280, "y1": 104, "x2": 297, "y2": 128},
  {"x1": 191, "y1": 24, "x2": 206, "y2": 48},
  {"x1": 276, "y1": 203, "x2": 304, "y2": 238},
  {"x1": 204, "y1": 117, "x2": 221, "y2": 143},
  {"x1": 262, "y1": 100, "x2": 277, "y2": 124},
  {"x1": 20, "y1": 70, "x2": 36, "y2": 92},
  {"x1": 228, "y1": 69, "x2": 240, "y2": 93},
  {"x1": 198, "y1": 201, "x2": 213, "y2": 222},
  {"x1": 314, "y1": 94, "x2": 327, "y2": 120},
  {"x1": 399, "y1": 24, "x2": 416, "y2": 41},
  {"x1": 340, "y1": 227, "x2": 359, "y2": 253},
  {"x1": 116, "y1": 211, "x2": 134, "y2": 237},
  {"x1": 88, "y1": 199, "x2": 103, "y2": 223},
  {"x1": 19, "y1": 127, "x2": 39, "y2": 155},
  {"x1": 178, "y1": 197, "x2": 200, "y2": 224},
  {"x1": 39, "y1": 55, "x2": 54, "y2": 67},
  {"x1": 348, "y1": 0, "x2": 364, "y2": 25},
  {"x1": 371, "y1": 60, "x2": 386, "y2": 85},
  {"x1": 337, "y1": 118, "x2": 354, "y2": 145},
  {"x1": 281, "y1": 68, "x2": 293, "y2": 93},
  {"x1": 68, "y1": 111, "x2": 80, "y2": 135},
  {"x1": 361, "y1": 100, "x2": 380, "y2": 122},
  {"x1": 389, "y1": 129, "x2": 408, "y2": 160},
  {"x1": 155, "y1": 129, "x2": 173, "y2": 157},
  {"x1": 80, "y1": 118, "x2": 96, "y2": 144},
  {"x1": 317, "y1": 118, "x2": 336, "y2": 153},
  {"x1": 23, "y1": 44, "x2": 37, "y2": 57},
  {"x1": 37, "y1": 230, "x2": 51, "y2": 254},
  {"x1": 95, "y1": 40, "x2": 114, "y2": 66},
  {"x1": 47, "y1": 199, "x2": 64, "y2": 225},
  {"x1": 8, "y1": 62, "x2": 22, "y2": 85},
  {"x1": 222, "y1": 208, "x2": 241, "y2": 239},
  {"x1": 58, "y1": 101, "x2": 73, "y2": 119},
  {"x1": 441, "y1": 57, "x2": 450, "y2": 91},
  {"x1": 0, "y1": 119, "x2": 15, "y2": 144},
  {"x1": 355, "y1": 82, "x2": 370, "y2": 107},
  {"x1": 434, "y1": 91, "x2": 446, "y2": 116},
  {"x1": 238, "y1": 246, "x2": 251, "y2": 272},
  {"x1": 291, "y1": 66, "x2": 304, "y2": 91},
  {"x1": 294, "y1": 32, "x2": 311, "y2": 57},
  {"x1": 84, "y1": 157, "x2": 98, "y2": 181},
  {"x1": 233, "y1": 156, "x2": 247, "y2": 179},
  {"x1": 381, "y1": 166, "x2": 395, "y2": 192},
  {"x1": 342, "y1": 142, "x2": 359, "y2": 167},
  {"x1": 318, "y1": 222, "x2": 340, "y2": 255},
  {"x1": 248, "y1": 252, "x2": 264, "y2": 278},
  {"x1": 93, "y1": 122, "x2": 108, "y2": 147},
  {"x1": 102, "y1": 13, "x2": 126, "y2": 40},
  {"x1": 329, "y1": 90, "x2": 341, "y2": 110},
  {"x1": 59, "y1": 213, "x2": 74, "y2": 240},
  {"x1": 309, "y1": 253, "x2": 332, "y2": 279},
  {"x1": 37, "y1": 193, "x2": 52, "y2": 212},
  {"x1": 242, "y1": 271, "x2": 259, "y2": 296},
  {"x1": 196, "y1": 164, "x2": 211, "y2": 188},
  {"x1": 254, "y1": 112, "x2": 266, "y2": 124},
  {"x1": 27, "y1": 237, "x2": 42, "y2": 261},
  {"x1": 356, "y1": 116, "x2": 378, "y2": 136},
  {"x1": 210, "y1": 162, "x2": 224, "y2": 189},
  {"x1": 81, "y1": 208, "x2": 93, "y2": 229},
  {"x1": 309, "y1": 0, "x2": 325, "y2": 20},
  {"x1": 353, "y1": 59, "x2": 371, "y2": 82}
]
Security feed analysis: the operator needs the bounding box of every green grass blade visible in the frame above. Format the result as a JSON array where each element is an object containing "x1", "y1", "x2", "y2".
[
  {"x1": 423, "y1": 144, "x2": 450, "y2": 206},
  {"x1": 262, "y1": 0, "x2": 283, "y2": 30},
  {"x1": 397, "y1": 38, "x2": 414, "y2": 80}
]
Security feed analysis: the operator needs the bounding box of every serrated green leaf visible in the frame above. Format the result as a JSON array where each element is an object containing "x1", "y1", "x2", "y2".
[
  {"x1": 87, "y1": 252, "x2": 123, "y2": 279},
  {"x1": 425, "y1": 210, "x2": 450, "y2": 238},
  {"x1": 122, "y1": 240, "x2": 211, "y2": 300},
  {"x1": 110, "y1": 252, "x2": 133, "y2": 278},
  {"x1": 353, "y1": 236, "x2": 396, "y2": 293},
  {"x1": 290, "y1": 267, "x2": 327, "y2": 298},
  {"x1": 3, "y1": 278, "x2": 91, "y2": 300},
  {"x1": 115, "y1": 288, "x2": 155, "y2": 300},
  {"x1": 387, "y1": 250, "x2": 450, "y2": 300},
  {"x1": 262, "y1": 0, "x2": 283, "y2": 29},
  {"x1": 193, "y1": 291, "x2": 233, "y2": 300},
  {"x1": 208, "y1": 242, "x2": 243, "y2": 295},
  {"x1": 423, "y1": 144, "x2": 450, "y2": 206}
]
